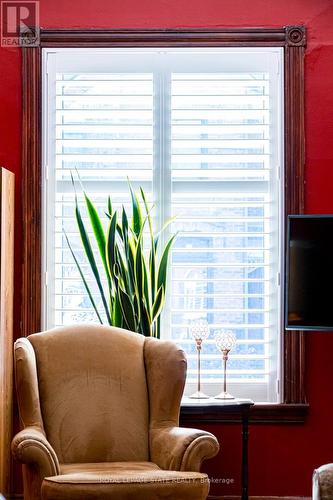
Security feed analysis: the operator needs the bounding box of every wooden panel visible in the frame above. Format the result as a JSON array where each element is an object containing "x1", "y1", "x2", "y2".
[
  {"x1": 283, "y1": 33, "x2": 306, "y2": 404},
  {"x1": 21, "y1": 46, "x2": 42, "y2": 337},
  {"x1": 0, "y1": 168, "x2": 15, "y2": 496},
  {"x1": 40, "y1": 27, "x2": 287, "y2": 47}
]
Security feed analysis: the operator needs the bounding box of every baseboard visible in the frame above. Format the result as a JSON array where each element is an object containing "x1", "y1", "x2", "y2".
[{"x1": 6, "y1": 494, "x2": 311, "y2": 500}]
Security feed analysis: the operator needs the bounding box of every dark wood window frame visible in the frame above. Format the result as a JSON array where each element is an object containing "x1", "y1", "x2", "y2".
[{"x1": 21, "y1": 26, "x2": 308, "y2": 423}]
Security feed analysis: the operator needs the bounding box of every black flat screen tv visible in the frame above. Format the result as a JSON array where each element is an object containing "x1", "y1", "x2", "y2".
[{"x1": 285, "y1": 215, "x2": 333, "y2": 330}]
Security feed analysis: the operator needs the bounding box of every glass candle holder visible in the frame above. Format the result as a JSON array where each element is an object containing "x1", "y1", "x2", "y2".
[
  {"x1": 215, "y1": 330, "x2": 237, "y2": 400},
  {"x1": 189, "y1": 321, "x2": 210, "y2": 399}
]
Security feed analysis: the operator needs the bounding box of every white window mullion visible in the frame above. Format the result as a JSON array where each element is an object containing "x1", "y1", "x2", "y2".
[{"x1": 153, "y1": 65, "x2": 172, "y2": 339}]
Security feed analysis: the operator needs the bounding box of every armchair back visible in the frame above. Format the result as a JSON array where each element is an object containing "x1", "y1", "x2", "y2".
[{"x1": 24, "y1": 325, "x2": 150, "y2": 463}]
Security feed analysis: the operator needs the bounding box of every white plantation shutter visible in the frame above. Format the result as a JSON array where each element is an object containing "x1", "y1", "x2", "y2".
[
  {"x1": 44, "y1": 69, "x2": 154, "y2": 327},
  {"x1": 170, "y1": 69, "x2": 283, "y2": 402},
  {"x1": 42, "y1": 48, "x2": 283, "y2": 402}
]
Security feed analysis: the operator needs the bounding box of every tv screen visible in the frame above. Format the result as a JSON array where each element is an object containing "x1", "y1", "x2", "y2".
[{"x1": 285, "y1": 215, "x2": 333, "y2": 330}]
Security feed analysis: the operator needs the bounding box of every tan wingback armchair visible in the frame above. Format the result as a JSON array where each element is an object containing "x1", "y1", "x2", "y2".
[{"x1": 12, "y1": 324, "x2": 219, "y2": 500}]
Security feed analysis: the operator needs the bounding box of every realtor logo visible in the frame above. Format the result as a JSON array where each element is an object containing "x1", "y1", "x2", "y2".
[{"x1": 1, "y1": 1, "x2": 39, "y2": 46}]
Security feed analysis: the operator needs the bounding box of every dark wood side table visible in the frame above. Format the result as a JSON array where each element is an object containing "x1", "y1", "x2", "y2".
[{"x1": 181, "y1": 397, "x2": 254, "y2": 500}]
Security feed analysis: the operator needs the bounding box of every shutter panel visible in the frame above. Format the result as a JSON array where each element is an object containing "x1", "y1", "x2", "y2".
[
  {"x1": 49, "y1": 71, "x2": 154, "y2": 327},
  {"x1": 169, "y1": 71, "x2": 281, "y2": 399}
]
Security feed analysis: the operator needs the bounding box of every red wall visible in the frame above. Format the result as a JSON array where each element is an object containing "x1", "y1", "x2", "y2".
[{"x1": 1, "y1": 0, "x2": 333, "y2": 496}]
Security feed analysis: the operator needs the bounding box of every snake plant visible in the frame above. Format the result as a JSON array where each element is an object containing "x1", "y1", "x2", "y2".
[{"x1": 65, "y1": 180, "x2": 176, "y2": 338}]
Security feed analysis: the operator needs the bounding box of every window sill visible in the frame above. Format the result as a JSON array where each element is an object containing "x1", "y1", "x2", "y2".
[{"x1": 180, "y1": 402, "x2": 309, "y2": 424}]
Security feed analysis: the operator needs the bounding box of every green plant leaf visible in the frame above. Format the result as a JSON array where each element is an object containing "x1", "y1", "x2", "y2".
[
  {"x1": 156, "y1": 316, "x2": 161, "y2": 339},
  {"x1": 152, "y1": 285, "x2": 165, "y2": 321},
  {"x1": 64, "y1": 231, "x2": 103, "y2": 325},
  {"x1": 122, "y1": 207, "x2": 129, "y2": 246},
  {"x1": 154, "y1": 234, "x2": 159, "y2": 253},
  {"x1": 115, "y1": 245, "x2": 129, "y2": 292},
  {"x1": 118, "y1": 285, "x2": 137, "y2": 332},
  {"x1": 140, "y1": 299, "x2": 152, "y2": 337},
  {"x1": 135, "y1": 236, "x2": 144, "y2": 297},
  {"x1": 133, "y1": 293, "x2": 140, "y2": 321},
  {"x1": 116, "y1": 222, "x2": 123, "y2": 239},
  {"x1": 84, "y1": 192, "x2": 110, "y2": 285},
  {"x1": 108, "y1": 195, "x2": 112, "y2": 216},
  {"x1": 112, "y1": 295, "x2": 123, "y2": 327},
  {"x1": 129, "y1": 182, "x2": 143, "y2": 237},
  {"x1": 141, "y1": 187, "x2": 156, "y2": 302},
  {"x1": 142, "y1": 253, "x2": 151, "y2": 312},
  {"x1": 74, "y1": 193, "x2": 112, "y2": 324},
  {"x1": 106, "y1": 211, "x2": 118, "y2": 283},
  {"x1": 121, "y1": 207, "x2": 134, "y2": 293},
  {"x1": 127, "y1": 239, "x2": 136, "y2": 294},
  {"x1": 149, "y1": 246, "x2": 156, "y2": 303}
]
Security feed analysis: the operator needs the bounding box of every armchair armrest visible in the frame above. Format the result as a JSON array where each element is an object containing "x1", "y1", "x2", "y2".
[
  {"x1": 150, "y1": 426, "x2": 219, "y2": 472},
  {"x1": 313, "y1": 464, "x2": 333, "y2": 500},
  {"x1": 12, "y1": 426, "x2": 60, "y2": 478}
]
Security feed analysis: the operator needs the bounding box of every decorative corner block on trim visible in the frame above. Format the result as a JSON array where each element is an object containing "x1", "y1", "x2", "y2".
[{"x1": 285, "y1": 25, "x2": 306, "y2": 46}]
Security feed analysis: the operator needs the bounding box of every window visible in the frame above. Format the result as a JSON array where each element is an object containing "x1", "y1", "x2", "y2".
[
  {"x1": 22, "y1": 28, "x2": 307, "y2": 420},
  {"x1": 42, "y1": 47, "x2": 283, "y2": 402}
]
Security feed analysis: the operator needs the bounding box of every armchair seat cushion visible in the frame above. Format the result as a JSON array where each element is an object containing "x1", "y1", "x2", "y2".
[{"x1": 41, "y1": 461, "x2": 209, "y2": 499}]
